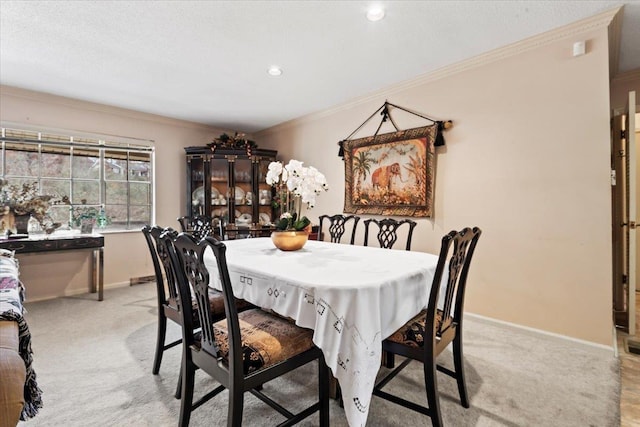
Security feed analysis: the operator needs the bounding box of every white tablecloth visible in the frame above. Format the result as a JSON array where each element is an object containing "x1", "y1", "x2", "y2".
[{"x1": 204, "y1": 238, "x2": 440, "y2": 427}]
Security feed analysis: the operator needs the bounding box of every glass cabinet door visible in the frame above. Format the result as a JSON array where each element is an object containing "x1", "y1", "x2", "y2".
[
  {"x1": 188, "y1": 156, "x2": 206, "y2": 217},
  {"x1": 209, "y1": 157, "x2": 230, "y2": 225},
  {"x1": 257, "y1": 157, "x2": 274, "y2": 226},
  {"x1": 233, "y1": 158, "x2": 253, "y2": 226}
]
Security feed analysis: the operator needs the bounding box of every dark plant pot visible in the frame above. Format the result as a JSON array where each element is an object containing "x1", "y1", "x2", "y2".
[{"x1": 14, "y1": 214, "x2": 30, "y2": 234}]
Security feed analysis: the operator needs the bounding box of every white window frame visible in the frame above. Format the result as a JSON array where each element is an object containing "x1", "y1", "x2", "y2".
[{"x1": 0, "y1": 126, "x2": 155, "y2": 232}]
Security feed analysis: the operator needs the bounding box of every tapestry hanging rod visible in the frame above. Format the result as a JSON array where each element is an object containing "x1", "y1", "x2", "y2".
[{"x1": 338, "y1": 101, "x2": 452, "y2": 157}]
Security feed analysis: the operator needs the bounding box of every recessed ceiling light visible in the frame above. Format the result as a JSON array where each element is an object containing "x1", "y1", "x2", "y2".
[
  {"x1": 366, "y1": 6, "x2": 385, "y2": 22},
  {"x1": 267, "y1": 66, "x2": 282, "y2": 76}
]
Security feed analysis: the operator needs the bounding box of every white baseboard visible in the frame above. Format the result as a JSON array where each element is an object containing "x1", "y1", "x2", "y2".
[
  {"x1": 466, "y1": 312, "x2": 616, "y2": 357},
  {"x1": 25, "y1": 280, "x2": 132, "y2": 303},
  {"x1": 103, "y1": 281, "x2": 132, "y2": 290}
]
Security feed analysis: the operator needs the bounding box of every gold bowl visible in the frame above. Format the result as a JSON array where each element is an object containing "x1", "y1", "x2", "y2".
[{"x1": 271, "y1": 231, "x2": 309, "y2": 251}]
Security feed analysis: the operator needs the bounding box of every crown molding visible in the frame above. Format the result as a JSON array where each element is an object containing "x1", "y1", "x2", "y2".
[
  {"x1": 258, "y1": 6, "x2": 622, "y2": 137},
  {"x1": 0, "y1": 84, "x2": 223, "y2": 133}
]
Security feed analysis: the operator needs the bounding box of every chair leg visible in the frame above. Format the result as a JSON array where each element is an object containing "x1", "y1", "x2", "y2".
[
  {"x1": 227, "y1": 385, "x2": 244, "y2": 427},
  {"x1": 452, "y1": 334, "x2": 469, "y2": 408},
  {"x1": 175, "y1": 348, "x2": 187, "y2": 399},
  {"x1": 318, "y1": 357, "x2": 330, "y2": 427},
  {"x1": 328, "y1": 374, "x2": 339, "y2": 400},
  {"x1": 424, "y1": 359, "x2": 443, "y2": 427},
  {"x1": 383, "y1": 351, "x2": 396, "y2": 369},
  {"x1": 179, "y1": 357, "x2": 195, "y2": 427},
  {"x1": 153, "y1": 313, "x2": 167, "y2": 374},
  {"x1": 174, "y1": 366, "x2": 183, "y2": 399}
]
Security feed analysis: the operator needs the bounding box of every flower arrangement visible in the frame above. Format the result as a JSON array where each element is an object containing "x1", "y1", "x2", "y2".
[
  {"x1": 0, "y1": 179, "x2": 60, "y2": 227},
  {"x1": 266, "y1": 160, "x2": 329, "y2": 231}
]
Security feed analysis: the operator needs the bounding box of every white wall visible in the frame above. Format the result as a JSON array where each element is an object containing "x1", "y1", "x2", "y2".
[
  {"x1": 0, "y1": 86, "x2": 224, "y2": 300},
  {"x1": 0, "y1": 11, "x2": 618, "y2": 346},
  {"x1": 256, "y1": 22, "x2": 614, "y2": 345}
]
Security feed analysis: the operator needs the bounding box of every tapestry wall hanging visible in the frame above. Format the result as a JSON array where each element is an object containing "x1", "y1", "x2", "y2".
[{"x1": 343, "y1": 125, "x2": 436, "y2": 217}]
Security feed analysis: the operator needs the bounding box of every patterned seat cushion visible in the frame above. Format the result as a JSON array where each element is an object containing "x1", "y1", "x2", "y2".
[
  {"x1": 198, "y1": 289, "x2": 255, "y2": 318},
  {"x1": 212, "y1": 309, "x2": 315, "y2": 375},
  {"x1": 386, "y1": 309, "x2": 446, "y2": 348},
  {"x1": 168, "y1": 290, "x2": 254, "y2": 324}
]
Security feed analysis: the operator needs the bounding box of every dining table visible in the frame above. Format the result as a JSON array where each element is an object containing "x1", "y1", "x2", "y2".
[{"x1": 204, "y1": 237, "x2": 441, "y2": 427}]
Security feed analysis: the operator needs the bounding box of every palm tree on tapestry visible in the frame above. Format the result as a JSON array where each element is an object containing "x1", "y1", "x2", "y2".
[
  {"x1": 403, "y1": 153, "x2": 427, "y2": 202},
  {"x1": 353, "y1": 150, "x2": 375, "y2": 197}
]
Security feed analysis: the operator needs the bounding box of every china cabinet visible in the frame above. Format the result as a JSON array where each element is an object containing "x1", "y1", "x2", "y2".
[{"x1": 184, "y1": 146, "x2": 277, "y2": 238}]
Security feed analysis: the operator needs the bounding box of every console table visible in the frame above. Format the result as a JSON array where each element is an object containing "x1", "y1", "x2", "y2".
[{"x1": 0, "y1": 233, "x2": 105, "y2": 301}]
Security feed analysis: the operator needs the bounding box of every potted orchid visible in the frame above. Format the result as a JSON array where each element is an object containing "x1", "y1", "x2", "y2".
[{"x1": 266, "y1": 160, "x2": 328, "y2": 250}]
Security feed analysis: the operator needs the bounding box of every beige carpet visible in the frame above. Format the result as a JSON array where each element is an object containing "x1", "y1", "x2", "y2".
[{"x1": 17, "y1": 283, "x2": 619, "y2": 426}]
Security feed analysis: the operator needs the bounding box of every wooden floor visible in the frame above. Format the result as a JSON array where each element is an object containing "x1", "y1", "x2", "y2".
[{"x1": 619, "y1": 291, "x2": 640, "y2": 427}]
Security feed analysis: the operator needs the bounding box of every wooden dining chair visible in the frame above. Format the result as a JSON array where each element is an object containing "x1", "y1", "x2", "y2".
[
  {"x1": 372, "y1": 227, "x2": 482, "y2": 427},
  {"x1": 142, "y1": 225, "x2": 251, "y2": 398},
  {"x1": 317, "y1": 214, "x2": 360, "y2": 244},
  {"x1": 163, "y1": 232, "x2": 330, "y2": 427},
  {"x1": 363, "y1": 218, "x2": 417, "y2": 250},
  {"x1": 177, "y1": 215, "x2": 221, "y2": 240},
  {"x1": 365, "y1": 218, "x2": 418, "y2": 367}
]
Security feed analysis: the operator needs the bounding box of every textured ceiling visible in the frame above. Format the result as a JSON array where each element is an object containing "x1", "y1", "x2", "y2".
[{"x1": 1, "y1": 1, "x2": 638, "y2": 133}]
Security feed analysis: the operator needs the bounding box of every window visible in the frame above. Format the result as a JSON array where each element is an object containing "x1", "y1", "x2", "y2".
[{"x1": 0, "y1": 127, "x2": 154, "y2": 231}]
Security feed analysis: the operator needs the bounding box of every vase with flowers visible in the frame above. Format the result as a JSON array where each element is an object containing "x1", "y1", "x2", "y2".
[
  {"x1": 0, "y1": 179, "x2": 62, "y2": 235},
  {"x1": 266, "y1": 159, "x2": 328, "y2": 250}
]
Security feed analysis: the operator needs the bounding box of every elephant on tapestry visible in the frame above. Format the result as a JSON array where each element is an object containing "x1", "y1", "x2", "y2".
[{"x1": 371, "y1": 162, "x2": 403, "y2": 192}]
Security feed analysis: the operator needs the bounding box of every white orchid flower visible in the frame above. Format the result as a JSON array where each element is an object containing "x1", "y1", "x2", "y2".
[
  {"x1": 265, "y1": 161, "x2": 283, "y2": 185},
  {"x1": 266, "y1": 159, "x2": 329, "y2": 230}
]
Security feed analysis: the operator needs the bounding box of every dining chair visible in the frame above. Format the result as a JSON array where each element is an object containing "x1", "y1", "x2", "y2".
[
  {"x1": 141, "y1": 225, "x2": 251, "y2": 399},
  {"x1": 317, "y1": 214, "x2": 360, "y2": 244},
  {"x1": 363, "y1": 218, "x2": 417, "y2": 250},
  {"x1": 372, "y1": 227, "x2": 482, "y2": 427},
  {"x1": 163, "y1": 232, "x2": 330, "y2": 427},
  {"x1": 177, "y1": 215, "x2": 221, "y2": 240},
  {"x1": 364, "y1": 217, "x2": 418, "y2": 369}
]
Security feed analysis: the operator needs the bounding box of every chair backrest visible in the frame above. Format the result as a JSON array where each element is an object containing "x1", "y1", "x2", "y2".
[
  {"x1": 428, "y1": 227, "x2": 481, "y2": 339},
  {"x1": 177, "y1": 215, "x2": 216, "y2": 240},
  {"x1": 163, "y1": 232, "x2": 243, "y2": 376},
  {"x1": 142, "y1": 225, "x2": 180, "y2": 306},
  {"x1": 317, "y1": 214, "x2": 360, "y2": 244},
  {"x1": 363, "y1": 218, "x2": 417, "y2": 250}
]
